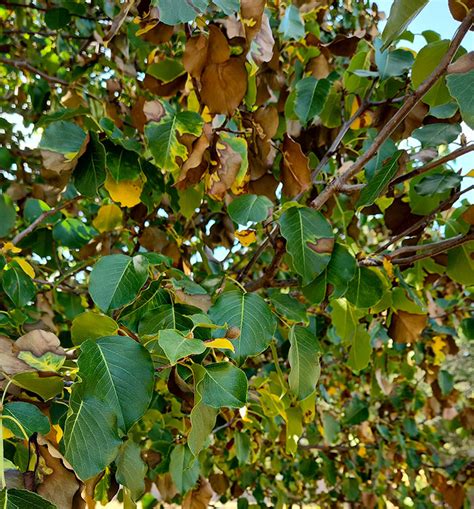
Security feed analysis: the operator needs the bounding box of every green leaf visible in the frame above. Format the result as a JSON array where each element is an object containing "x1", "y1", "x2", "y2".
[
  {"x1": 412, "y1": 40, "x2": 451, "y2": 106},
  {"x1": 2, "y1": 261, "x2": 36, "y2": 307},
  {"x1": 52, "y1": 218, "x2": 96, "y2": 249},
  {"x1": 209, "y1": 290, "x2": 276, "y2": 363},
  {"x1": 89, "y1": 254, "x2": 149, "y2": 312},
  {"x1": 169, "y1": 444, "x2": 200, "y2": 494},
  {"x1": 414, "y1": 171, "x2": 461, "y2": 195},
  {"x1": 412, "y1": 123, "x2": 461, "y2": 147},
  {"x1": 213, "y1": 0, "x2": 239, "y2": 15},
  {"x1": 446, "y1": 70, "x2": 474, "y2": 129},
  {"x1": 270, "y1": 292, "x2": 308, "y2": 323},
  {"x1": 295, "y1": 77, "x2": 331, "y2": 125},
  {"x1": 17, "y1": 351, "x2": 65, "y2": 372},
  {"x1": 12, "y1": 372, "x2": 63, "y2": 401},
  {"x1": 326, "y1": 244, "x2": 357, "y2": 298},
  {"x1": 63, "y1": 393, "x2": 122, "y2": 480},
  {"x1": 145, "y1": 111, "x2": 203, "y2": 173},
  {"x1": 0, "y1": 489, "x2": 56, "y2": 509},
  {"x1": 235, "y1": 432, "x2": 251, "y2": 465},
  {"x1": 115, "y1": 440, "x2": 147, "y2": 501},
  {"x1": 147, "y1": 58, "x2": 185, "y2": 83},
  {"x1": 158, "y1": 329, "x2": 206, "y2": 364},
  {"x1": 438, "y1": 370, "x2": 454, "y2": 395},
  {"x1": 375, "y1": 41, "x2": 414, "y2": 80},
  {"x1": 45, "y1": 7, "x2": 71, "y2": 29},
  {"x1": 227, "y1": 194, "x2": 273, "y2": 225},
  {"x1": 0, "y1": 194, "x2": 16, "y2": 238},
  {"x1": 447, "y1": 241, "x2": 474, "y2": 285},
  {"x1": 106, "y1": 143, "x2": 141, "y2": 182},
  {"x1": 64, "y1": 336, "x2": 154, "y2": 479},
  {"x1": 347, "y1": 325, "x2": 371, "y2": 371},
  {"x1": 322, "y1": 413, "x2": 340, "y2": 444},
  {"x1": 381, "y1": 0, "x2": 429, "y2": 50},
  {"x1": 3, "y1": 401, "x2": 50, "y2": 437},
  {"x1": 71, "y1": 311, "x2": 119, "y2": 345},
  {"x1": 356, "y1": 152, "x2": 402, "y2": 208},
  {"x1": 288, "y1": 325, "x2": 321, "y2": 400},
  {"x1": 345, "y1": 267, "x2": 384, "y2": 309},
  {"x1": 199, "y1": 362, "x2": 248, "y2": 408},
  {"x1": 279, "y1": 206, "x2": 334, "y2": 285},
  {"x1": 73, "y1": 132, "x2": 106, "y2": 197},
  {"x1": 39, "y1": 121, "x2": 87, "y2": 156},
  {"x1": 151, "y1": 0, "x2": 209, "y2": 25},
  {"x1": 278, "y1": 4, "x2": 305, "y2": 40},
  {"x1": 188, "y1": 364, "x2": 217, "y2": 456},
  {"x1": 343, "y1": 397, "x2": 369, "y2": 425},
  {"x1": 330, "y1": 299, "x2": 363, "y2": 344}
]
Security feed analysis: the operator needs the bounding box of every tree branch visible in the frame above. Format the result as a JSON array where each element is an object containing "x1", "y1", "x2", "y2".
[
  {"x1": 310, "y1": 10, "x2": 474, "y2": 211},
  {"x1": 0, "y1": 57, "x2": 69, "y2": 86},
  {"x1": 244, "y1": 239, "x2": 286, "y2": 291},
  {"x1": 388, "y1": 143, "x2": 474, "y2": 190},
  {"x1": 12, "y1": 197, "x2": 80, "y2": 245}
]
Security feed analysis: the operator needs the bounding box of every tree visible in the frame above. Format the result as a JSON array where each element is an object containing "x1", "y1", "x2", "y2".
[{"x1": 0, "y1": 0, "x2": 473, "y2": 507}]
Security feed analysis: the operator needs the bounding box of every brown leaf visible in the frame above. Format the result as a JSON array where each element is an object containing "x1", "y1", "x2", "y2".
[
  {"x1": 208, "y1": 25, "x2": 230, "y2": 64},
  {"x1": 248, "y1": 173, "x2": 278, "y2": 201},
  {"x1": 448, "y1": 0, "x2": 474, "y2": 22},
  {"x1": 309, "y1": 53, "x2": 331, "y2": 79},
  {"x1": 37, "y1": 444, "x2": 82, "y2": 509},
  {"x1": 174, "y1": 290, "x2": 211, "y2": 312},
  {"x1": 155, "y1": 473, "x2": 178, "y2": 502},
  {"x1": 461, "y1": 204, "x2": 474, "y2": 225},
  {"x1": 323, "y1": 31, "x2": 366, "y2": 57},
  {"x1": 15, "y1": 330, "x2": 65, "y2": 357},
  {"x1": 177, "y1": 125, "x2": 212, "y2": 189},
  {"x1": 0, "y1": 335, "x2": 32, "y2": 376},
  {"x1": 200, "y1": 58, "x2": 248, "y2": 115},
  {"x1": 209, "y1": 473, "x2": 229, "y2": 495},
  {"x1": 447, "y1": 51, "x2": 474, "y2": 73},
  {"x1": 388, "y1": 311, "x2": 427, "y2": 343},
  {"x1": 241, "y1": 0, "x2": 266, "y2": 42},
  {"x1": 183, "y1": 478, "x2": 213, "y2": 509},
  {"x1": 183, "y1": 35, "x2": 209, "y2": 79},
  {"x1": 281, "y1": 135, "x2": 311, "y2": 198},
  {"x1": 141, "y1": 23, "x2": 174, "y2": 44}
]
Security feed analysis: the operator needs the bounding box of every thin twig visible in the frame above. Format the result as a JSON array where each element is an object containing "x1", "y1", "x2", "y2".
[
  {"x1": 310, "y1": 10, "x2": 474, "y2": 211},
  {"x1": 12, "y1": 197, "x2": 80, "y2": 245},
  {"x1": 388, "y1": 143, "x2": 474, "y2": 190},
  {"x1": 0, "y1": 57, "x2": 69, "y2": 86},
  {"x1": 244, "y1": 239, "x2": 286, "y2": 291}
]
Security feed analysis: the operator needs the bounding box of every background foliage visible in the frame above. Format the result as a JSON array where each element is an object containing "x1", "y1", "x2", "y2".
[{"x1": 0, "y1": 0, "x2": 473, "y2": 507}]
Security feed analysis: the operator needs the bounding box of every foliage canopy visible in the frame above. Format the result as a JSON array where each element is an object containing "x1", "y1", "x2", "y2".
[{"x1": 0, "y1": 0, "x2": 473, "y2": 507}]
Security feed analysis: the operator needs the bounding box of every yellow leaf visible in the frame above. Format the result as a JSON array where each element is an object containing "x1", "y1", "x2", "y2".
[
  {"x1": 3, "y1": 426, "x2": 14, "y2": 439},
  {"x1": 1, "y1": 242, "x2": 21, "y2": 254},
  {"x1": 136, "y1": 20, "x2": 159, "y2": 37},
  {"x1": 467, "y1": 168, "x2": 474, "y2": 177},
  {"x1": 12, "y1": 257, "x2": 35, "y2": 278},
  {"x1": 431, "y1": 335, "x2": 446, "y2": 365},
  {"x1": 205, "y1": 338, "x2": 235, "y2": 352},
  {"x1": 358, "y1": 444, "x2": 367, "y2": 457},
  {"x1": 105, "y1": 175, "x2": 145, "y2": 208},
  {"x1": 235, "y1": 229, "x2": 256, "y2": 247},
  {"x1": 53, "y1": 424, "x2": 63, "y2": 443},
  {"x1": 92, "y1": 203, "x2": 123, "y2": 233},
  {"x1": 383, "y1": 257, "x2": 394, "y2": 280}
]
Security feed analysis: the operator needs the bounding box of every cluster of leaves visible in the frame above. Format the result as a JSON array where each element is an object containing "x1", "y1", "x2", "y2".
[{"x1": 0, "y1": 0, "x2": 473, "y2": 507}]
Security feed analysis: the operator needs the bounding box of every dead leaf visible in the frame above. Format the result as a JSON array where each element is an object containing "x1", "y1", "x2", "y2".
[
  {"x1": 156, "y1": 473, "x2": 178, "y2": 502},
  {"x1": 174, "y1": 290, "x2": 212, "y2": 312},
  {"x1": 323, "y1": 31, "x2": 366, "y2": 57},
  {"x1": 461, "y1": 205, "x2": 474, "y2": 225},
  {"x1": 0, "y1": 335, "x2": 32, "y2": 376},
  {"x1": 309, "y1": 53, "x2": 331, "y2": 79},
  {"x1": 183, "y1": 478, "x2": 213, "y2": 509},
  {"x1": 208, "y1": 25, "x2": 231, "y2": 64},
  {"x1": 388, "y1": 311, "x2": 427, "y2": 343},
  {"x1": 15, "y1": 330, "x2": 65, "y2": 357},
  {"x1": 281, "y1": 135, "x2": 311, "y2": 198},
  {"x1": 177, "y1": 124, "x2": 212, "y2": 190},
  {"x1": 241, "y1": 0, "x2": 266, "y2": 42},
  {"x1": 200, "y1": 58, "x2": 248, "y2": 115},
  {"x1": 447, "y1": 51, "x2": 474, "y2": 73},
  {"x1": 251, "y1": 14, "x2": 275, "y2": 65},
  {"x1": 235, "y1": 229, "x2": 257, "y2": 246},
  {"x1": 248, "y1": 173, "x2": 278, "y2": 201},
  {"x1": 183, "y1": 34, "x2": 209, "y2": 79}
]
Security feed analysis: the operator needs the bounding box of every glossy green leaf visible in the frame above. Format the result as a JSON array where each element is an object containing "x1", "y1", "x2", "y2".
[
  {"x1": 414, "y1": 171, "x2": 461, "y2": 195},
  {"x1": 381, "y1": 0, "x2": 429, "y2": 49},
  {"x1": 0, "y1": 194, "x2": 16, "y2": 238},
  {"x1": 0, "y1": 489, "x2": 56, "y2": 509},
  {"x1": 347, "y1": 325, "x2": 371, "y2": 371},
  {"x1": 199, "y1": 362, "x2": 248, "y2": 408},
  {"x1": 345, "y1": 267, "x2": 384, "y2": 309},
  {"x1": 279, "y1": 206, "x2": 334, "y2": 285},
  {"x1": 169, "y1": 444, "x2": 200, "y2": 494},
  {"x1": 151, "y1": 0, "x2": 209, "y2": 25},
  {"x1": 209, "y1": 290, "x2": 275, "y2": 363},
  {"x1": 343, "y1": 397, "x2": 369, "y2": 425},
  {"x1": 2, "y1": 261, "x2": 36, "y2": 307},
  {"x1": 446, "y1": 70, "x2": 474, "y2": 129},
  {"x1": 71, "y1": 311, "x2": 118, "y2": 345},
  {"x1": 39, "y1": 120, "x2": 87, "y2": 156},
  {"x1": 73, "y1": 132, "x2": 106, "y2": 196},
  {"x1": 115, "y1": 440, "x2": 147, "y2": 501},
  {"x1": 12, "y1": 372, "x2": 63, "y2": 401},
  {"x1": 327, "y1": 244, "x2": 357, "y2": 298},
  {"x1": 357, "y1": 152, "x2": 402, "y2": 208},
  {"x1": 158, "y1": 329, "x2": 206, "y2": 364},
  {"x1": 278, "y1": 4, "x2": 305, "y2": 40},
  {"x1": 295, "y1": 77, "x2": 331, "y2": 125},
  {"x1": 89, "y1": 254, "x2": 149, "y2": 312},
  {"x1": 270, "y1": 292, "x2": 308, "y2": 323},
  {"x1": 227, "y1": 194, "x2": 273, "y2": 225},
  {"x1": 288, "y1": 325, "x2": 321, "y2": 400},
  {"x1": 375, "y1": 41, "x2": 414, "y2": 80},
  {"x1": 412, "y1": 123, "x2": 461, "y2": 147},
  {"x1": 52, "y1": 218, "x2": 96, "y2": 249},
  {"x1": 145, "y1": 111, "x2": 203, "y2": 173},
  {"x1": 3, "y1": 401, "x2": 50, "y2": 437}
]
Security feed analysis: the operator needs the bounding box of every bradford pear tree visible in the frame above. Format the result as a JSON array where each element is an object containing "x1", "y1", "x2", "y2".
[{"x1": 0, "y1": 0, "x2": 473, "y2": 507}]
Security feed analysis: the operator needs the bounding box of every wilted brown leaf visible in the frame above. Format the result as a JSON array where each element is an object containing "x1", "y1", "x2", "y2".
[
  {"x1": 241, "y1": 0, "x2": 266, "y2": 42},
  {"x1": 0, "y1": 335, "x2": 32, "y2": 376},
  {"x1": 15, "y1": 330, "x2": 66, "y2": 357},
  {"x1": 388, "y1": 311, "x2": 427, "y2": 343},
  {"x1": 183, "y1": 478, "x2": 213, "y2": 509},
  {"x1": 281, "y1": 135, "x2": 311, "y2": 198},
  {"x1": 183, "y1": 35, "x2": 209, "y2": 79}
]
